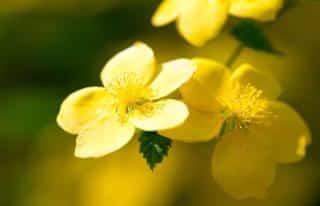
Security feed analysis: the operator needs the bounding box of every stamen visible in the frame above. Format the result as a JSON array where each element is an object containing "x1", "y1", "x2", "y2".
[
  {"x1": 218, "y1": 83, "x2": 271, "y2": 130},
  {"x1": 104, "y1": 72, "x2": 154, "y2": 120}
]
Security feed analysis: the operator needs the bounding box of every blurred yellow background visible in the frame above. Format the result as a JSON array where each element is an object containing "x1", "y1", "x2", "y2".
[{"x1": 0, "y1": 1, "x2": 319, "y2": 206}]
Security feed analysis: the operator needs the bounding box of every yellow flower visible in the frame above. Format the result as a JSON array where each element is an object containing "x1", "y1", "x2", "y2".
[
  {"x1": 57, "y1": 42, "x2": 196, "y2": 158},
  {"x1": 152, "y1": 0, "x2": 284, "y2": 46},
  {"x1": 160, "y1": 58, "x2": 311, "y2": 198}
]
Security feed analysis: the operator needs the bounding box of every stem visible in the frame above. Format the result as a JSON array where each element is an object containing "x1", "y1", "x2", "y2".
[{"x1": 225, "y1": 43, "x2": 244, "y2": 68}]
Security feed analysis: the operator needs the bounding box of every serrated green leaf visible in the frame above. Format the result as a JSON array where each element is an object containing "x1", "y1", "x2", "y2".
[
  {"x1": 138, "y1": 132, "x2": 172, "y2": 170},
  {"x1": 231, "y1": 20, "x2": 282, "y2": 54}
]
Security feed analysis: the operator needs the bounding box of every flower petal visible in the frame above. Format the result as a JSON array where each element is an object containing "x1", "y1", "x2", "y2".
[
  {"x1": 212, "y1": 129, "x2": 276, "y2": 199},
  {"x1": 177, "y1": 0, "x2": 229, "y2": 46},
  {"x1": 159, "y1": 106, "x2": 224, "y2": 142},
  {"x1": 231, "y1": 64, "x2": 281, "y2": 99},
  {"x1": 57, "y1": 87, "x2": 110, "y2": 134},
  {"x1": 101, "y1": 42, "x2": 155, "y2": 87},
  {"x1": 180, "y1": 58, "x2": 230, "y2": 112},
  {"x1": 229, "y1": 0, "x2": 283, "y2": 22},
  {"x1": 255, "y1": 101, "x2": 311, "y2": 163},
  {"x1": 130, "y1": 99, "x2": 188, "y2": 131},
  {"x1": 149, "y1": 59, "x2": 196, "y2": 99},
  {"x1": 151, "y1": 0, "x2": 185, "y2": 26},
  {"x1": 75, "y1": 116, "x2": 135, "y2": 158}
]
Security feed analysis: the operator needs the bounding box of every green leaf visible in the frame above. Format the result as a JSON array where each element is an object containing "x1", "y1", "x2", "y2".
[
  {"x1": 218, "y1": 121, "x2": 228, "y2": 137},
  {"x1": 278, "y1": 0, "x2": 298, "y2": 17},
  {"x1": 219, "y1": 119, "x2": 235, "y2": 137},
  {"x1": 138, "y1": 132, "x2": 172, "y2": 170},
  {"x1": 231, "y1": 20, "x2": 282, "y2": 54}
]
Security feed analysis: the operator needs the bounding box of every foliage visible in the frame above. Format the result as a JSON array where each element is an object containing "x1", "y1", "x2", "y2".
[
  {"x1": 231, "y1": 20, "x2": 282, "y2": 54},
  {"x1": 139, "y1": 132, "x2": 172, "y2": 170}
]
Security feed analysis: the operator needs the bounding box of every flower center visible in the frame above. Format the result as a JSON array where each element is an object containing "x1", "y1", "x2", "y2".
[
  {"x1": 105, "y1": 72, "x2": 154, "y2": 120},
  {"x1": 219, "y1": 84, "x2": 270, "y2": 131}
]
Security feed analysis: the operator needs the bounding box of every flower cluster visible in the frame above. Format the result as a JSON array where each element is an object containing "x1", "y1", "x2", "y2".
[
  {"x1": 56, "y1": 0, "x2": 311, "y2": 200},
  {"x1": 160, "y1": 59, "x2": 311, "y2": 198},
  {"x1": 152, "y1": 0, "x2": 284, "y2": 46}
]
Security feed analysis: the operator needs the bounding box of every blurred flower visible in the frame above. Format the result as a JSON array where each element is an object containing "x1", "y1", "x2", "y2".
[
  {"x1": 160, "y1": 58, "x2": 311, "y2": 198},
  {"x1": 57, "y1": 42, "x2": 195, "y2": 158},
  {"x1": 152, "y1": 0, "x2": 284, "y2": 46},
  {"x1": 22, "y1": 125, "x2": 187, "y2": 206},
  {"x1": 78, "y1": 140, "x2": 189, "y2": 206}
]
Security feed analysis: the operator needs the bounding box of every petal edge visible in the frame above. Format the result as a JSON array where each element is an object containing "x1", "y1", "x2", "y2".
[
  {"x1": 130, "y1": 99, "x2": 189, "y2": 131},
  {"x1": 57, "y1": 87, "x2": 109, "y2": 134},
  {"x1": 75, "y1": 116, "x2": 135, "y2": 158},
  {"x1": 149, "y1": 59, "x2": 196, "y2": 100}
]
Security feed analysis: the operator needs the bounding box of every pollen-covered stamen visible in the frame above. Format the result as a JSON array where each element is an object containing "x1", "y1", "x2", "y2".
[
  {"x1": 104, "y1": 72, "x2": 154, "y2": 119},
  {"x1": 218, "y1": 84, "x2": 271, "y2": 130}
]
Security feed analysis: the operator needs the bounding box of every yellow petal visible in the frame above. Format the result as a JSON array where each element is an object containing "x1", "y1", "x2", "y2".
[
  {"x1": 212, "y1": 129, "x2": 276, "y2": 199},
  {"x1": 255, "y1": 101, "x2": 311, "y2": 163},
  {"x1": 231, "y1": 64, "x2": 281, "y2": 99},
  {"x1": 229, "y1": 0, "x2": 283, "y2": 22},
  {"x1": 101, "y1": 42, "x2": 155, "y2": 87},
  {"x1": 130, "y1": 99, "x2": 188, "y2": 131},
  {"x1": 75, "y1": 116, "x2": 135, "y2": 158},
  {"x1": 159, "y1": 106, "x2": 224, "y2": 142},
  {"x1": 177, "y1": 0, "x2": 229, "y2": 46},
  {"x1": 57, "y1": 87, "x2": 110, "y2": 134},
  {"x1": 149, "y1": 59, "x2": 196, "y2": 99},
  {"x1": 151, "y1": 0, "x2": 185, "y2": 26},
  {"x1": 180, "y1": 58, "x2": 230, "y2": 112}
]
